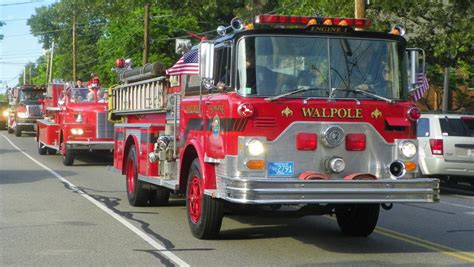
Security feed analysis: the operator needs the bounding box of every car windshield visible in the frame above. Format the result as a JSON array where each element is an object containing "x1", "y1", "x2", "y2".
[
  {"x1": 237, "y1": 35, "x2": 405, "y2": 100},
  {"x1": 68, "y1": 88, "x2": 108, "y2": 103},
  {"x1": 19, "y1": 90, "x2": 44, "y2": 103}
]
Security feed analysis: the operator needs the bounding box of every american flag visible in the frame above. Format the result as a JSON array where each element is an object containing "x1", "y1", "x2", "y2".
[
  {"x1": 166, "y1": 49, "x2": 199, "y2": 75},
  {"x1": 412, "y1": 73, "x2": 429, "y2": 101}
]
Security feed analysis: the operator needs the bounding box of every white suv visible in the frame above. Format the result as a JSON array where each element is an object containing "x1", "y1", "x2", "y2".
[{"x1": 417, "y1": 114, "x2": 474, "y2": 186}]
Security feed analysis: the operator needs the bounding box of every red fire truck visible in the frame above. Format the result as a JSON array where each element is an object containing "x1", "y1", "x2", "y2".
[
  {"x1": 110, "y1": 15, "x2": 439, "y2": 239},
  {"x1": 36, "y1": 82, "x2": 114, "y2": 165},
  {"x1": 6, "y1": 85, "x2": 46, "y2": 136}
]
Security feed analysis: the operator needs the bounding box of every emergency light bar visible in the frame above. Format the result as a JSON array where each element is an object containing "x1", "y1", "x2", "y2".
[{"x1": 255, "y1": 15, "x2": 371, "y2": 28}]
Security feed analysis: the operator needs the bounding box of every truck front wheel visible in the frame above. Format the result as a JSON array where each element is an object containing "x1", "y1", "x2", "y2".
[
  {"x1": 37, "y1": 140, "x2": 47, "y2": 155},
  {"x1": 14, "y1": 128, "x2": 22, "y2": 137},
  {"x1": 61, "y1": 143, "x2": 75, "y2": 166},
  {"x1": 335, "y1": 204, "x2": 380, "y2": 236},
  {"x1": 126, "y1": 146, "x2": 150, "y2": 206},
  {"x1": 186, "y1": 158, "x2": 223, "y2": 239}
]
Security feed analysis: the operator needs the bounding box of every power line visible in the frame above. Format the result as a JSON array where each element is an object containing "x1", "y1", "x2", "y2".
[
  {"x1": 0, "y1": 0, "x2": 44, "y2": 7},
  {"x1": 3, "y1": 21, "x2": 107, "y2": 38}
]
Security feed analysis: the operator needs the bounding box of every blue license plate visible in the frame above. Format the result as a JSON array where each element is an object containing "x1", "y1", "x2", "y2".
[{"x1": 267, "y1": 162, "x2": 294, "y2": 177}]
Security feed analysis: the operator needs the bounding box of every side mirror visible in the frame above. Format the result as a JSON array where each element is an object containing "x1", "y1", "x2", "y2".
[
  {"x1": 199, "y1": 41, "x2": 215, "y2": 88},
  {"x1": 407, "y1": 48, "x2": 425, "y2": 91}
]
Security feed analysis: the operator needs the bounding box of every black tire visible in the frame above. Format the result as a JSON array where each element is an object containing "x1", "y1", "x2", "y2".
[
  {"x1": 61, "y1": 144, "x2": 75, "y2": 166},
  {"x1": 14, "y1": 128, "x2": 21, "y2": 137},
  {"x1": 47, "y1": 148, "x2": 57, "y2": 155},
  {"x1": 125, "y1": 145, "x2": 151, "y2": 206},
  {"x1": 336, "y1": 204, "x2": 380, "y2": 237},
  {"x1": 7, "y1": 127, "x2": 13, "y2": 134},
  {"x1": 186, "y1": 158, "x2": 223, "y2": 239},
  {"x1": 37, "y1": 140, "x2": 47, "y2": 155},
  {"x1": 445, "y1": 176, "x2": 458, "y2": 186},
  {"x1": 150, "y1": 186, "x2": 170, "y2": 206}
]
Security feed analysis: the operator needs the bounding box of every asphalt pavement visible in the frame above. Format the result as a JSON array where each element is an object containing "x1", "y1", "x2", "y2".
[{"x1": 1, "y1": 132, "x2": 473, "y2": 266}]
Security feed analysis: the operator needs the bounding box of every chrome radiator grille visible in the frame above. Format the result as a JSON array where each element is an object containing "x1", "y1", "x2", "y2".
[
  {"x1": 96, "y1": 111, "x2": 114, "y2": 138},
  {"x1": 27, "y1": 105, "x2": 42, "y2": 117}
]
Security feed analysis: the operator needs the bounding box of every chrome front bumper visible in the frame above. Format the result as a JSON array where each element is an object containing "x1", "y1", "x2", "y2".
[
  {"x1": 213, "y1": 176, "x2": 440, "y2": 204},
  {"x1": 66, "y1": 140, "x2": 114, "y2": 150}
]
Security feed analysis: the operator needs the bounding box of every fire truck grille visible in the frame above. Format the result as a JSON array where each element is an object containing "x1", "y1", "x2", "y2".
[
  {"x1": 253, "y1": 117, "x2": 276, "y2": 129},
  {"x1": 27, "y1": 105, "x2": 42, "y2": 117},
  {"x1": 96, "y1": 112, "x2": 113, "y2": 138}
]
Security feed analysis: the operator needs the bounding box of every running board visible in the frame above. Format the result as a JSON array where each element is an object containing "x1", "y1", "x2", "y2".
[{"x1": 138, "y1": 175, "x2": 179, "y2": 191}]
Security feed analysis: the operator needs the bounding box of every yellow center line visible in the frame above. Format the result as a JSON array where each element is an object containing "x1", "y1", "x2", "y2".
[
  {"x1": 374, "y1": 228, "x2": 474, "y2": 263},
  {"x1": 324, "y1": 215, "x2": 474, "y2": 263}
]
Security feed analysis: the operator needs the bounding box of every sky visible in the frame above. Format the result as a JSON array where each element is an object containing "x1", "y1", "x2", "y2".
[{"x1": 0, "y1": 0, "x2": 57, "y2": 93}]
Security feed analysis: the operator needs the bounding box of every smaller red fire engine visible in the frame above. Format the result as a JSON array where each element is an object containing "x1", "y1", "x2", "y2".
[
  {"x1": 36, "y1": 82, "x2": 114, "y2": 165},
  {"x1": 6, "y1": 85, "x2": 46, "y2": 136}
]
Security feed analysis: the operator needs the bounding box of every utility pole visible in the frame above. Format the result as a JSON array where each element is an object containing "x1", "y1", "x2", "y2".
[
  {"x1": 28, "y1": 65, "x2": 31, "y2": 84},
  {"x1": 23, "y1": 66, "x2": 26, "y2": 85},
  {"x1": 143, "y1": 3, "x2": 150, "y2": 65},
  {"x1": 442, "y1": 67, "x2": 449, "y2": 112},
  {"x1": 45, "y1": 50, "x2": 50, "y2": 83},
  {"x1": 72, "y1": 13, "x2": 77, "y2": 81},
  {"x1": 355, "y1": 0, "x2": 366, "y2": 30},
  {"x1": 49, "y1": 41, "x2": 55, "y2": 83}
]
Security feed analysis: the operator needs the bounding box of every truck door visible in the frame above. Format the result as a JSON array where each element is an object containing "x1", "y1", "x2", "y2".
[{"x1": 204, "y1": 46, "x2": 231, "y2": 159}]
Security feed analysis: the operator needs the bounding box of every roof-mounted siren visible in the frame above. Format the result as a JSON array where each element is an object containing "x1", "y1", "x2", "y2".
[{"x1": 217, "y1": 17, "x2": 244, "y2": 36}]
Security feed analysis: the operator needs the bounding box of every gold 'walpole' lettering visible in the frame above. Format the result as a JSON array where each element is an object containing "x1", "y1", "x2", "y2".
[{"x1": 301, "y1": 108, "x2": 364, "y2": 119}]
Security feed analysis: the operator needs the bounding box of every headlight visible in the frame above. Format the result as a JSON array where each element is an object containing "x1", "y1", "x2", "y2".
[
  {"x1": 400, "y1": 141, "x2": 417, "y2": 158},
  {"x1": 2, "y1": 110, "x2": 8, "y2": 117},
  {"x1": 70, "y1": 128, "x2": 84, "y2": 135},
  {"x1": 17, "y1": 112, "x2": 28, "y2": 118},
  {"x1": 247, "y1": 139, "x2": 265, "y2": 156}
]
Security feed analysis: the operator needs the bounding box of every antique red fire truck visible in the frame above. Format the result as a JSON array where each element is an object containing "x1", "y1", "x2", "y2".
[
  {"x1": 110, "y1": 15, "x2": 439, "y2": 239},
  {"x1": 36, "y1": 82, "x2": 114, "y2": 165},
  {"x1": 6, "y1": 85, "x2": 46, "y2": 136}
]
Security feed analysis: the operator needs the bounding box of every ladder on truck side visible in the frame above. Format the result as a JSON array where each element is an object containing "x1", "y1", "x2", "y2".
[{"x1": 110, "y1": 76, "x2": 182, "y2": 190}]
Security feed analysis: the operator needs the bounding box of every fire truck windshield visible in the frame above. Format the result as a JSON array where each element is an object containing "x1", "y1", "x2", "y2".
[
  {"x1": 237, "y1": 36, "x2": 405, "y2": 100},
  {"x1": 69, "y1": 88, "x2": 106, "y2": 103},
  {"x1": 19, "y1": 90, "x2": 44, "y2": 103}
]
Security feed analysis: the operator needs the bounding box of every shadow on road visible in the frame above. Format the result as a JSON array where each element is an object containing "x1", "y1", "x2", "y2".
[
  {"x1": 0, "y1": 169, "x2": 77, "y2": 185},
  {"x1": 72, "y1": 151, "x2": 114, "y2": 166},
  {"x1": 0, "y1": 148, "x2": 16, "y2": 155}
]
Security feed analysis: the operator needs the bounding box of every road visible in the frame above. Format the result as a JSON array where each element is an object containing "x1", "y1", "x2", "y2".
[{"x1": 1, "y1": 132, "x2": 473, "y2": 266}]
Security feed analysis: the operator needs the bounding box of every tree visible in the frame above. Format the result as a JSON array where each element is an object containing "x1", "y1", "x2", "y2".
[{"x1": 367, "y1": 0, "x2": 474, "y2": 111}]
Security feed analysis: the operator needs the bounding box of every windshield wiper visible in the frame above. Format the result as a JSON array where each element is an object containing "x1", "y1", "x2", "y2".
[
  {"x1": 333, "y1": 88, "x2": 394, "y2": 104},
  {"x1": 265, "y1": 87, "x2": 327, "y2": 102}
]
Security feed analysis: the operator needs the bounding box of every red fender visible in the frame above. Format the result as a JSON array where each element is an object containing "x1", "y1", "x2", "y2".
[
  {"x1": 122, "y1": 134, "x2": 140, "y2": 175},
  {"x1": 185, "y1": 138, "x2": 217, "y2": 190}
]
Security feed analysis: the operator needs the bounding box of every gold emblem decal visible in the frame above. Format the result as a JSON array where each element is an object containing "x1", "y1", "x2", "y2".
[
  {"x1": 371, "y1": 108, "x2": 382, "y2": 119},
  {"x1": 281, "y1": 106, "x2": 293, "y2": 117}
]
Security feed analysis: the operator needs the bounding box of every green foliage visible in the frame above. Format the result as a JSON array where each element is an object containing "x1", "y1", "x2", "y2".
[
  {"x1": 21, "y1": 0, "x2": 473, "y2": 100},
  {"x1": 367, "y1": 0, "x2": 474, "y2": 69}
]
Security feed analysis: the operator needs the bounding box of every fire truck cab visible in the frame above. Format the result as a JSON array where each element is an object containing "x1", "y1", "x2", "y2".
[
  {"x1": 111, "y1": 15, "x2": 439, "y2": 239},
  {"x1": 6, "y1": 85, "x2": 46, "y2": 136},
  {"x1": 37, "y1": 82, "x2": 114, "y2": 165}
]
